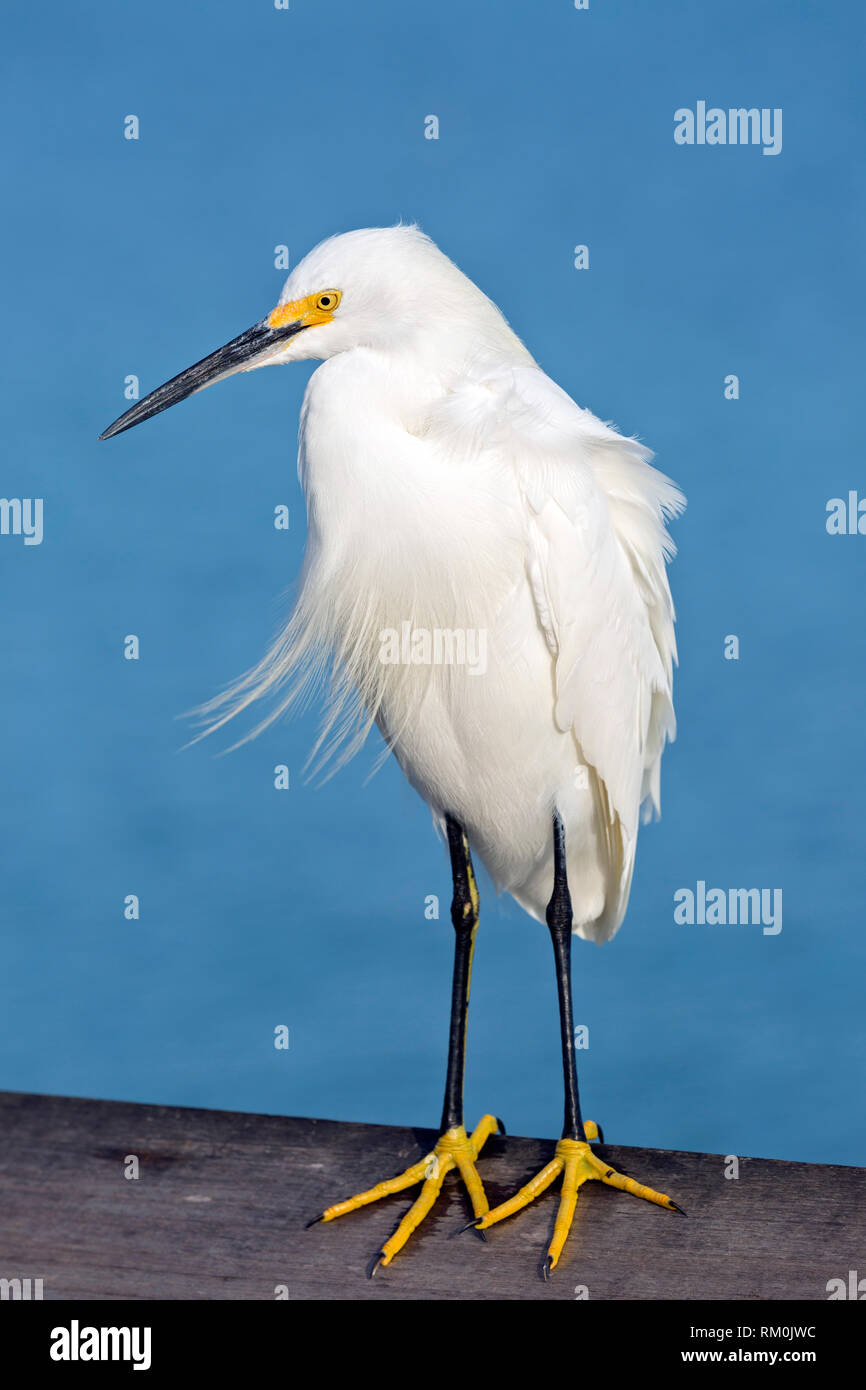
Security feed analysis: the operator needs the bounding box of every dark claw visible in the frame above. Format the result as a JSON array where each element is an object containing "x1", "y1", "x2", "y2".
[
  {"x1": 451, "y1": 1218, "x2": 487, "y2": 1242},
  {"x1": 496, "y1": 1116, "x2": 507, "y2": 1136},
  {"x1": 541, "y1": 1255, "x2": 553, "y2": 1282},
  {"x1": 594, "y1": 1124, "x2": 605, "y2": 1143},
  {"x1": 668, "y1": 1200, "x2": 687, "y2": 1216},
  {"x1": 304, "y1": 1214, "x2": 325, "y2": 1228},
  {"x1": 367, "y1": 1251, "x2": 386, "y2": 1279}
]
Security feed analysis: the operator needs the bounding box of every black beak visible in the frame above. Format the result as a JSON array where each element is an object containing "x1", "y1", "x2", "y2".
[{"x1": 98, "y1": 315, "x2": 309, "y2": 441}]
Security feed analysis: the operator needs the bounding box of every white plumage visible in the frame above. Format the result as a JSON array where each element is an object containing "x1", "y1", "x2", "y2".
[{"x1": 196, "y1": 225, "x2": 685, "y2": 942}]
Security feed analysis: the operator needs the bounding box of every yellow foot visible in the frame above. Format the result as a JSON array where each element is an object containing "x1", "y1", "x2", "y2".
[
  {"x1": 307, "y1": 1114, "x2": 502, "y2": 1273},
  {"x1": 474, "y1": 1120, "x2": 684, "y2": 1277}
]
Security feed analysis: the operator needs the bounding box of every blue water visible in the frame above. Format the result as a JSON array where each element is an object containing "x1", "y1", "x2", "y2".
[{"x1": 2, "y1": 0, "x2": 864, "y2": 1167}]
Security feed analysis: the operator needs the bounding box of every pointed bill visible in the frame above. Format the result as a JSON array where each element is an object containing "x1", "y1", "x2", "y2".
[{"x1": 98, "y1": 314, "x2": 309, "y2": 441}]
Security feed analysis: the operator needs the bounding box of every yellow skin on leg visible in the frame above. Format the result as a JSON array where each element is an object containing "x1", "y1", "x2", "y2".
[
  {"x1": 318, "y1": 1113, "x2": 501, "y2": 1267},
  {"x1": 475, "y1": 1120, "x2": 683, "y2": 1272}
]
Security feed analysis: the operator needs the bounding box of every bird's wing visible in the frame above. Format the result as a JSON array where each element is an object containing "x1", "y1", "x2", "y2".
[{"x1": 478, "y1": 364, "x2": 684, "y2": 931}]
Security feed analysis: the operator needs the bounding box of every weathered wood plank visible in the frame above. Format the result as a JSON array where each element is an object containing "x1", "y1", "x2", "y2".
[{"x1": 0, "y1": 1091, "x2": 861, "y2": 1300}]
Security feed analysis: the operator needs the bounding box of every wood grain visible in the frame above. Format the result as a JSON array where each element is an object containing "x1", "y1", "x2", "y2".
[{"x1": 0, "y1": 1090, "x2": 861, "y2": 1300}]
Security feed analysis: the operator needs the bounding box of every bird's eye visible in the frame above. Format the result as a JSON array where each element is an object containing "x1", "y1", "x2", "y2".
[{"x1": 316, "y1": 290, "x2": 341, "y2": 312}]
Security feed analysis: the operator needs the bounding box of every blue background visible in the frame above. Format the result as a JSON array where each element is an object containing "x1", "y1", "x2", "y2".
[{"x1": 2, "y1": 0, "x2": 863, "y2": 1166}]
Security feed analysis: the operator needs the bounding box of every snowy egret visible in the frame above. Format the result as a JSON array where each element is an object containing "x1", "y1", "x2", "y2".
[{"x1": 100, "y1": 225, "x2": 686, "y2": 1276}]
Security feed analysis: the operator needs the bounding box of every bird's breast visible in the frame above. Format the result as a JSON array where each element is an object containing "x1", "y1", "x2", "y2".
[
  {"x1": 300, "y1": 355, "x2": 527, "y2": 621},
  {"x1": 295, "y1": 354, "x2": 536, "y2": 747}
]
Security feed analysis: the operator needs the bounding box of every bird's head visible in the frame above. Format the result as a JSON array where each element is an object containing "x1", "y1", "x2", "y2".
[{"x1": 99, "y1": 225, "x2": 519, "y2": 440}]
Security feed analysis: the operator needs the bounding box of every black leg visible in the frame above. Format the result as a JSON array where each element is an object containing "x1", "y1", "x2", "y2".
[
  {"x1": 440, "y1": 814, "x2": 480, "y2": 1133},
  {"x1": 546, "y1": 811, "x2": 586, "y2": 1143}
]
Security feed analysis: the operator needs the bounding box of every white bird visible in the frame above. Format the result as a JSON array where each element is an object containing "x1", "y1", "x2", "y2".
[{"x1": 100, "y1": 224, "x2": 686, "y2": 1276}]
